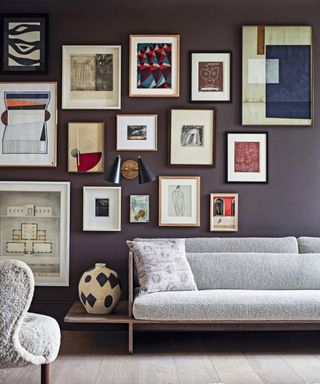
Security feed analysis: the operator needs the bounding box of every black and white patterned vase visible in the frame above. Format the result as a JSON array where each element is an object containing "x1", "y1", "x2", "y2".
[{"x1": 79, "y1": 263, "x2": 122, "y2": 314}]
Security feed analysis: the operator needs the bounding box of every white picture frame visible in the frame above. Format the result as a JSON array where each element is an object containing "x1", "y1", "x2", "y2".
[
  {"x1": 210, "y1": 193, "x2": 238, "y2": 232},
  {"x1": 83, "y1": 186, "x2": 121, "y2": 231},
  {"x1": 0, "y1": 181, "x2": 70, "y2": 286}
]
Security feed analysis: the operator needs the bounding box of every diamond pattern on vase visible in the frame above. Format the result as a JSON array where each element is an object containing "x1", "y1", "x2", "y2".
[{"x1": 96, "y1": 272, "x2": 108, "y2": 287}]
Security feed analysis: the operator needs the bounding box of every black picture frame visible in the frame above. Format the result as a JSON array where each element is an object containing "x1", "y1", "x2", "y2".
[{"x1": 0, "y1": 14, "x2": 49, "y2": 74}]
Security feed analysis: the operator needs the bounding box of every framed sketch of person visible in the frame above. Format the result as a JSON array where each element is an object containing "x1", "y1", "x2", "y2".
[{"x1": 159, "y1": 176, "x2": 200, "y2": 227}]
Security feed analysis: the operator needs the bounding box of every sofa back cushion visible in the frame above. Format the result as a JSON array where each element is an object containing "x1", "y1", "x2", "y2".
[
  {"x1": 187, "y1": 252, "x2": 320, "y2": 290},
  {"x1": 298, "y1": 237, "x2": 320, "y2": 253}
]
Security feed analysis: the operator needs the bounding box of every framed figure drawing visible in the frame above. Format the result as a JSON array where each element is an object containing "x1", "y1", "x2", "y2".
[
  {"x1": 210, "y1": 193, "x2": 238, "y2": 232},
  {"x1": 62, "y1": 45, "x2": 121, "y2": 109},
  {"x1": 130, "y1": 195, "x2": 150, "y2": 223},
  {"x1": 68, "y1": 122, "x2": 104, "y2": 173},
  {"x1": 242, "y1": 25, "x2": 312, "y2": 125},
  {"x1": 226, "y1": 132, "x2": 268, "y2": 183},
  {"x1": 0, "y1": 181, "x2": 70, "y2": 286},
  {"x1": 83, "y1": 187, "x2": 121, "y2": 231},
  {"x1": 190, "y1": 52, "x2": 231, "y2": 102},
  {"x1": 159, "y1": 176, "x2": 200, "y2": 227},
  {"x1": 1, "y1": 14, "x2": 48, "y2": 74},
  {"x1": 117, "y1": 114, "x2": 157, "y2": 151},
  {"x1": 129, "y1": 35, "x2": 180, "y2": 97},
  {"x1": 0, "y1": 82, "x2": 57, "y2": 167},
  {"x1": 169, "y1": 109, "x2": 215, "y2": 166}
]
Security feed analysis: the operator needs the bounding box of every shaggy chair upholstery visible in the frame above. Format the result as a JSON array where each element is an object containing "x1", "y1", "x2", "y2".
[{"x1": 0, "y1": 259, "x2": 61, "y2": 370}]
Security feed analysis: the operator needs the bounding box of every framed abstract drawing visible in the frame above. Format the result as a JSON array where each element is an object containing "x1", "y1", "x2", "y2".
[
  {"x1": 169, "y1": 108, "x2": 215, "y2": 166},
  {"x1": 68, "y1": 122, "x2": 104, "y2": 173},
  {"x1": 83, "y1": 186, "x2": 121, "y2": 231},
  {"x1": 129, "y1": 34, "x2": 180, "y2": 97},
  {"x1": 0, "y1": 14, "x2": 48, "y2": 74},
  {"x1": 190, "y1": 52, "x2": 231, "y2": 102},
  {"x1": 62, "y1": 45, "x2": 121, "y2": 109},
  {"x1": 226, "y1": 132, "x2": 268, "y2": 183},
  {"x1": 0, "y1": 82, "x2": 57, "y2": 167},
  {"x1": 242, "y1": 25, "x2": 312, "y2": 125},
  {"x1": 210, "y1": 193, "x2": 238, "y2": 232},
  {"x1": 130, "y1": 195, "x2": 150, "y2": 223},
  {"x1": 159, "y1": 176, "x2": 200, "y2": 227},
  {"x1": 0, "y1": 181, "x2": 70, "y2": 286},
  {"x1": 117, "y1": 114, "x2": 157, "y2": 151}
]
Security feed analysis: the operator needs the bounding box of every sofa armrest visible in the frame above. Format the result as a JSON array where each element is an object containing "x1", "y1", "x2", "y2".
[{"x1": 128, "y1": 251, "x2": 134, "y2": 318}]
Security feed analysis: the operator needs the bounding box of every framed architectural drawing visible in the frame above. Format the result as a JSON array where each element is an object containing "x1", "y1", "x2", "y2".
[
  {"x1": 68, "y1": 122, "x2": 104, "y2": 173},
  {"x1": 210, "y1": 193, "x2": 238, "y2": 232},
  {"x1": 0, "y1": 82, "x2": 57, "y2": 167},
  {"x1": 117, "y1": 114, "x2": 157, "y2": 151},
  {"x1": 130, "y1": 195, "x2": 150, "y2": 223},
  {"x1": 62, "y1": 45, "x2": 121, "y2": 109},
  {"x1": 0, "y1": 181, "x2": 70, "y2": 286},
  {"x1": 129, "y1": 35, "x2": 180, "y2": 97},
  {"x1": 1, "y1": 14, "x2": 48, "y2": 74},
  {"x1": 159, "y1": 176, "x2": 200, "y2": 227},
  {"x1": 190, "y1": 52, "x2": 231, "y2": 102},
  {"x1": 242, "y1": 25, "x2": 312, "y2": 125},
  {"x1": 226, "y1": 132, "x2": 268, "y2": 183},
  {"x1": 169, "y1": 108, "x2": 215, "y2": 166},
  {"x1": 83, "y1": 187, "x2": 121, "y2": 231}
]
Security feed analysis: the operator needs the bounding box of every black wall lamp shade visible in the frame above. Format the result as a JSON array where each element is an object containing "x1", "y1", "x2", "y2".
[
  {"x1": 138, "y1": 156, "x2": 157, "y2": 184},
  {"x1": 104, "y1": 155, "x2": 121, "y2": 184}
]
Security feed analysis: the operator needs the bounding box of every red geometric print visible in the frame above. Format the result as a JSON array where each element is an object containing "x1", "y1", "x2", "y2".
[{"x1": 234, "y1": 142, "x2": 260, "y2": 172}]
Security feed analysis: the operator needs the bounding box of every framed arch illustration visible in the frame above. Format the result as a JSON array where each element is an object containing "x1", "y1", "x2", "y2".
[{"x1": 210, "y1": 193, "x2": 238, "y2": 232}]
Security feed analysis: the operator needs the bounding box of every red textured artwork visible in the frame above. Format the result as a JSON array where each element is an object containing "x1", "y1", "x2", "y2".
[{"x1": 234, "y1": 142, "x2": 260, "y2": 172}]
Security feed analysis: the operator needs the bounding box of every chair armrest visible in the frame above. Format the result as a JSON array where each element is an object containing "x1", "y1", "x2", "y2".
[{"x1": 128, "y1": 251, "x2": 134, "y2": 318}]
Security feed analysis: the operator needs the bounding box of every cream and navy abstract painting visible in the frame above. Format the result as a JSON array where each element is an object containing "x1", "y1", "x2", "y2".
[{"x1": 1, "y1": 15, "x2": 47, "y2": 73}]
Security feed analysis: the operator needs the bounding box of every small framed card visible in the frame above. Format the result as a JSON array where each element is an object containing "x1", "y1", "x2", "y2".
[
  {"x1": 210, "y1": 193, "x2": 238, "y2": 232},
  {"x1": 130, "y1": 195, "x2": 150, "y2": 223}
]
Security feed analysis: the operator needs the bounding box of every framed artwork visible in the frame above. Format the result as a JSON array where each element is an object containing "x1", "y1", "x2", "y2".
[
  {"x1": 0, "y1": 181, "x2": 70, "y2": 286},
  {"x1": 83, "y1": 187, "x2": 121, "y2": 231},
  {"x1": 210, "y1": 193, "x2": 238, "y2": 232},
  {"x1": 117, "y1": 114, "x2": 157, "y2": 151},
  {"x1": 0, "y1": 14, "x2": 48, "y2": 74},
  {"x1": 242, "y1": 25, "x2": 312, "y2": 125},
  {"x1": 130, "y1": 195, "x2": 150, "y2": 223},
  {"x1": 0, "y1": 82, "x2": 57, "y2": 167},
  {"x1": 159, "y1": 176, "x2": 200, "y2": 227},
  {"x1": 68, "y1": 122, "x2": 104, "y2": 173},
  {"x1": 226, "y1": 132, "x2": 268, "y2": 183},
  {"x1": 190, "y1": 52, "x2": 231, "y2": 102},
  {"x1": 62, "y1": 45, "x2": 121, "y2": 109},
  {"x1": 129, "y1": 34, "x2": 180, "y2": 97},
  {"x1": 169, "y1": 109, "x2": 215, "y2": 166}
]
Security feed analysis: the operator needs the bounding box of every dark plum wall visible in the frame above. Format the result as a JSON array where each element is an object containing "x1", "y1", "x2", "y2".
[{"x1": 0, "y1": 0, "x2": 319, "y2": 325}]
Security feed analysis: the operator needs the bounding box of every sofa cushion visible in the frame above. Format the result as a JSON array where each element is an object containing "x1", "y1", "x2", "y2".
[
  {"x1": 298, "y1": 237, "x2": 320, "y2": 253},
  {"x1": 186, "y1": 252, "x2": 320, "y2": 290},
  {"x1": 133, "y1": 289, "x2": 320, "y2": 321}
]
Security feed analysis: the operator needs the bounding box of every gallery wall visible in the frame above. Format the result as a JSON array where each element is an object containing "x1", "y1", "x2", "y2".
[{"x1": 0, "y1": 0, "x2": 319, "y2": 325}]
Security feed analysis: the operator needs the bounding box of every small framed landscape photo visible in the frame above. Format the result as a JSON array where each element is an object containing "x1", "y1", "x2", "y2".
[
  {"x1": 190, "y1": 52, "x2": 231, "y2": 102},
  {"x1": 159, "y1": 176, "x2": 200, "y2": 227},
  {"x1": 117, "y1": 114, "x2": 157, "y2": 151},
  {"x1": 129, "y1": 34, "x2": 180, "y2": 97},
  {"x1": 1, "y1": 14, "x2": 48, "y2": 74},
  {"x1": 130, "y1": 195, "x2": 150, "y2": 223},
  {"x1": 68, "y1": 122, "x2": 104, "y2": 173},
  {"x1": 83, "y1": 187, "x2": 121, "y2": 231},
  {"x1": 169, "y1": 109, "x2": 215, "y2": 166},
  {"x1": 210, "y1": 193, "x2": 238, "y2": 232},
  {"x1": 226, "y1": 132, "x2": 268, "y2": 183}
]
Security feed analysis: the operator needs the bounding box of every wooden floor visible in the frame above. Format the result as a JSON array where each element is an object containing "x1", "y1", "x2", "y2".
[{"x1": 2, "y1": 331, "x2": 320, "y2": 383}]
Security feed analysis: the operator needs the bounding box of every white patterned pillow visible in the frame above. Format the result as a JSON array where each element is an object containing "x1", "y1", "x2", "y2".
[{"x1": 127, "y1": 239, "x2": 197, "y2": 294}]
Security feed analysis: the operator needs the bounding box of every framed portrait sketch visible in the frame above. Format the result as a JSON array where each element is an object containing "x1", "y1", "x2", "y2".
[
  {"x1": 190, "y1": 52, "x2": 231, "y2": 102},
  {"x1": 1, "y1": 14, "x2": 48, "y2": 74},
  {"x1": 117, "y1": 114, "x2": 157, "y2": 151},
  {"x1": 210, "y1": 193, "x2": 238, "y2": 232},
  {"x1": 129, "y1": 34, "x2": 180, "y2": 97},
  {"x1": 159, "y1": 176, "x2": 200, "y2": 227},
  {"x1": 130, "y1": 195, "x2": 150, "y2": 223},
  {"x1": 0, "y1": 82, "x2": 57, "y2": 167},
  {"x1": 62, "y1": 45, "x2": 121, "y2": 109},
  {"x1": 169, "y1": 109, "x2": 215, "y2": 166},
  {"x1": 226, "y1": 132, "x2": 268, "y2": 183},
  {"x1": 242, "y1": 25, "x2": 312, "y2": 125},
  {"x1": 83, "y1": 186, "x2": 121, "y2": 231},
  {"x1": 68, "y1": 122, "x2": 104, "y2": 173},
  {"x1": 0, "y1": 181, "x2": 70, "y2": 286}
]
